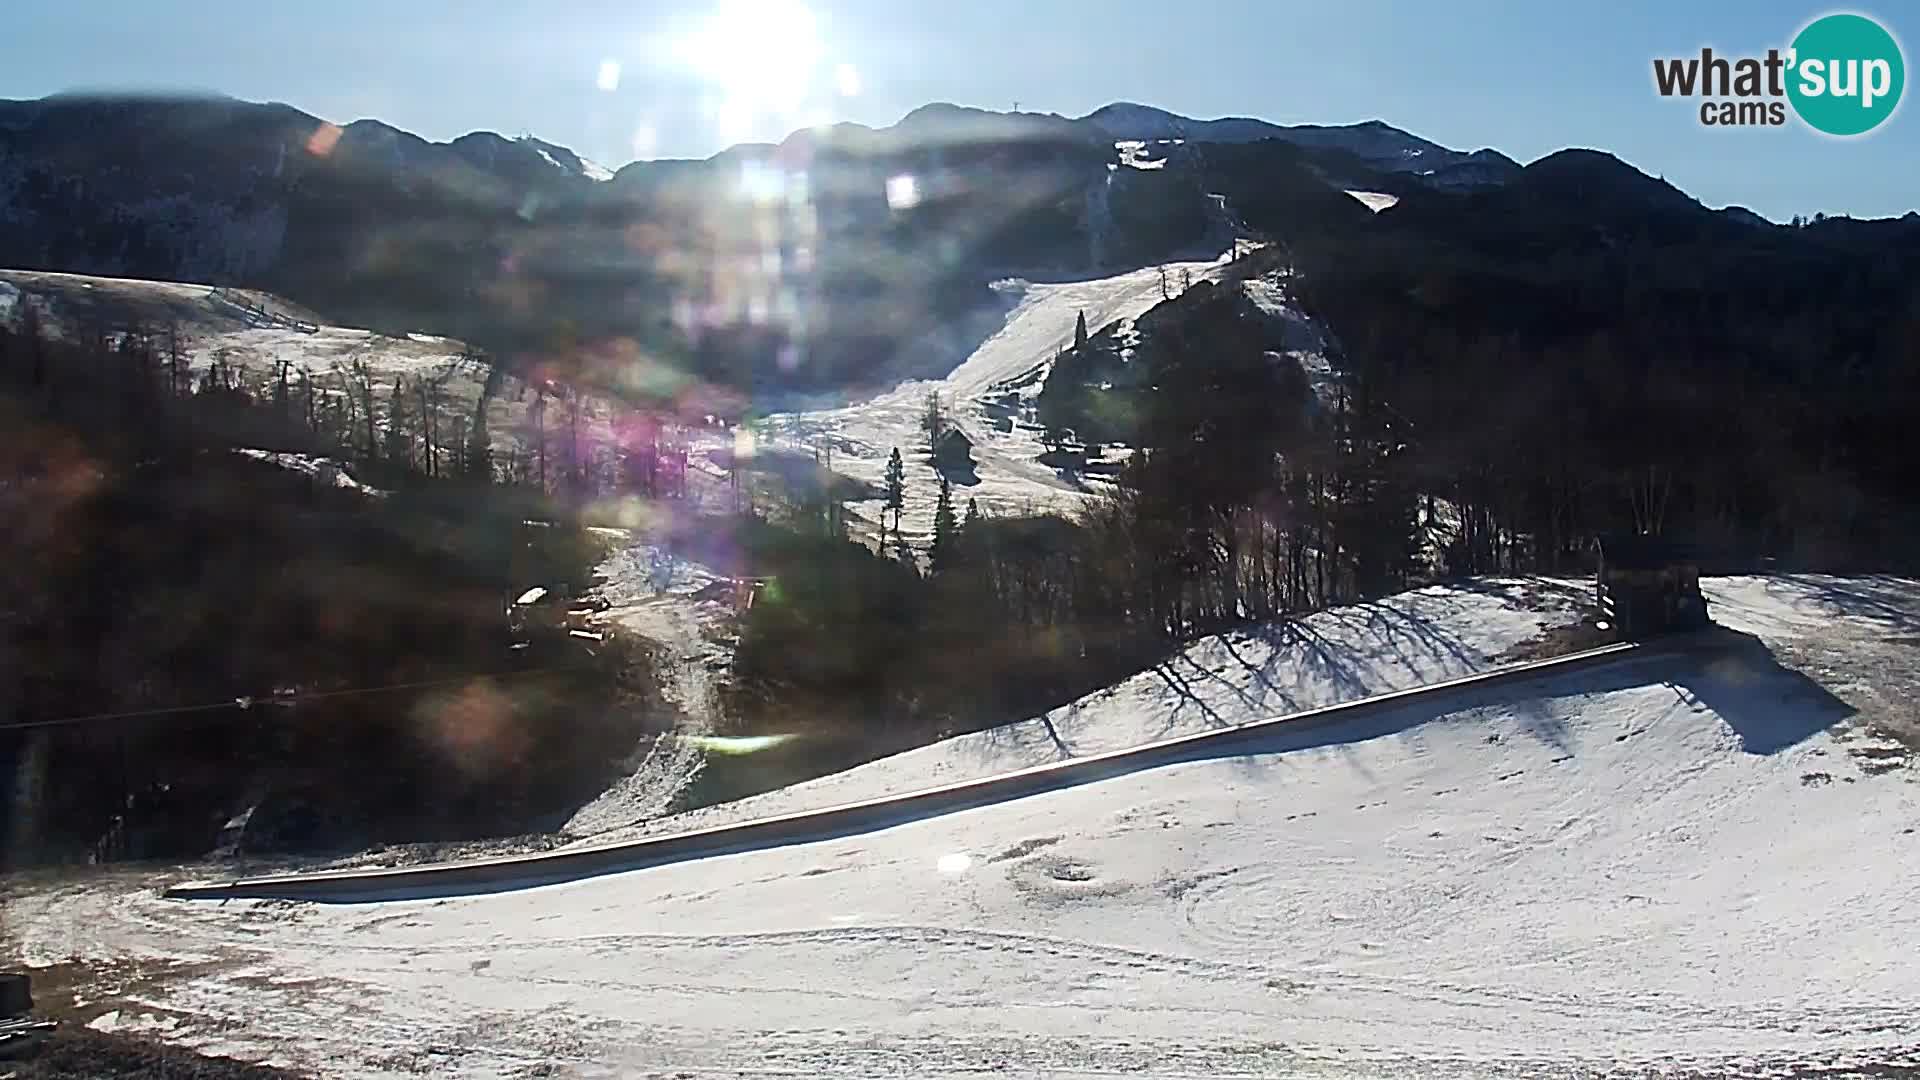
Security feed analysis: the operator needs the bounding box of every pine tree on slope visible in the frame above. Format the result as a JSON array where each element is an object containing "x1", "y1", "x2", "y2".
[
  {"x1": 883, "y1": 447, "x2": 906, "y2": 540},
  {"x1": 929, "y1": 474, "x2": 957, "y2": 574}
]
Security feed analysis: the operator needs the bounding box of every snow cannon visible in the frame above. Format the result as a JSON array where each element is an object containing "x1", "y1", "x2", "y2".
[{"x1": 1594, "y1": 533, "x2": 1711, "y2": 640}]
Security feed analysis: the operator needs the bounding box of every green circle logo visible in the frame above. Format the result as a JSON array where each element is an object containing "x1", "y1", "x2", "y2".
[{"x1": 1787, "y1": 13, "x2": 1905, "y2": 136}]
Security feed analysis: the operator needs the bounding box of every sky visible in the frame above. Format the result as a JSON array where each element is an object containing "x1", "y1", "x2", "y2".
[{"x1": 4, "y1": 0, "x2": 1917, "y2": 222}]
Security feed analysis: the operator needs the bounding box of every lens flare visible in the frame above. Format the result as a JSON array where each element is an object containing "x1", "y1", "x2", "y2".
[
  {"x1": 630, "y1": 121, "x2": 658, "y2": 159},
  {"x1": 834, "y1": 62, "x2": 861, "y2": 98},
  {"x1": 886, "y1": 174, "x2": 921, "y2": 210},
  {"x1": 306, "y1": 122, "x2": 343, "y2": 157}
]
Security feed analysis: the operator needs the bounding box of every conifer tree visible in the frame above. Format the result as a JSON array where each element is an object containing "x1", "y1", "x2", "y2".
[
  {"x1": 929, "y1": 473, "x2": 957, "y2": 573},
  {"x1": 883, "y1": 447, "x2": 906, "y2": 539}
]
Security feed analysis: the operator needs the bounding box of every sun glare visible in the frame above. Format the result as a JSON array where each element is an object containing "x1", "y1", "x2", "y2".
[
  {"x1": 834, "y1": 62, "x2": 861, "y2": 98},
  {"x1": 679, "y1": 0, "x2": 823, "y2": 127}
]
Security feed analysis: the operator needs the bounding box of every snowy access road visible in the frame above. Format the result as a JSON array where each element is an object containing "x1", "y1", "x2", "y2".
[{"x1": 7, "y1": 576, "x2": 1920, "y2": 1078}]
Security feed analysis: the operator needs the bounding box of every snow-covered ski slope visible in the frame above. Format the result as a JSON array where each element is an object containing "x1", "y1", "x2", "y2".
[
  {"x1": 763, "y1": 251, "x2": 1239, "y2": 544},
  {"x1": 10, "y1": 575, "x2": 1918, "y2": 1077},
  {"x1": 576, "y1": 576, "x2": 1594, "y2": 845}
]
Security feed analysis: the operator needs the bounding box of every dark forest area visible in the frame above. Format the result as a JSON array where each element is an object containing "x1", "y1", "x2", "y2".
[
  {"x1": 1285, "y1": 150, "x2": 1920, "y2": 575},
  {"x1": 0, "y1": 310, "x2": 674, "y2": 867}
]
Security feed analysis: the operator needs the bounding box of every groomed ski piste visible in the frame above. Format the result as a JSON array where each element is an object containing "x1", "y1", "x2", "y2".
[
  {"x1": 7, "y1": 574, "x2": 1919, "y2": 1078},
  {"x1": 754, "y1": 250, "x2": 1243, "y2": 547}
]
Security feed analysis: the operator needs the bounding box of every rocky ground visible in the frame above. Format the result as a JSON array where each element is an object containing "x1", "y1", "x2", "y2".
[{"x1": 3, "y1": 1026, "x2": 304, "y2": 1079}]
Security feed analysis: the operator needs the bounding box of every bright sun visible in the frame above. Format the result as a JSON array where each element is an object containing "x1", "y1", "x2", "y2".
[{"x1": 678, "y1": 0, "x2": 824, "y2": 138}]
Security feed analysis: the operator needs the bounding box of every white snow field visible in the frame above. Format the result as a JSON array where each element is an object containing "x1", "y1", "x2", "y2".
[
  {"x1": 1344, "y1": 190, "x2": 1401, "y2": 213},
  {"x1": 7, "y1": 575, "x2": 1918, "y2": 1078}
]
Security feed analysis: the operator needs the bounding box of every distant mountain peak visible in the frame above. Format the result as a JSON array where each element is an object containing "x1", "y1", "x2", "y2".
[
  {"x1": 898, "y1": 101, "x2": 974, "y2": 121},
  {"x1": 1084, "y1": 101, "x2": 1183, "y2": 123},
  {"x1": 1717, "y1": 205, "x2": 1775, "y2": 228},
  {"x1": 435, "y1": 129, "x2": 613, "y2": 184},
  {"x1": 1471, "y1": 147, "x2": 1707, "y2": 221},
  {"x1": 868, "y1": 101, "x2": 1102, "y2": 152}
]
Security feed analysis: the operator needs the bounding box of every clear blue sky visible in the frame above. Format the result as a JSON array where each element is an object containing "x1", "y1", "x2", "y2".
[{"x1": 5, "y1": 0, "x2": 1916, "y2": 221}]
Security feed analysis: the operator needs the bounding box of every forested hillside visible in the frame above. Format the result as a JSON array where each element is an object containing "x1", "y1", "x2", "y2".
[
  {"x1": 1288, "y1": 150, "x2": 1920, "y2": 572},
  {"x1": 0, "y1": 310, "x2": 673, "y2": 864}
]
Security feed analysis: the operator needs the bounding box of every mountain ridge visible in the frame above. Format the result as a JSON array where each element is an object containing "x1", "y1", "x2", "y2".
[
  {"x1": 7, "y1": 89, "x2": 1912, "y2": 398},
  {"x1": 2, "y1": 90, "x2": 1510, "y2": 192}
]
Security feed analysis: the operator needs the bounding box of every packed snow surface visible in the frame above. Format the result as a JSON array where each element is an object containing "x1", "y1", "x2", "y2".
[
  {"x1": 1243, "y1": 272, "x2": 1339, "y2": 407},
  {"x1": 9, "y1": 575, "x2": 1919, "y2": 1077},
  {"x1": 232, "y1": 449, "x2": 386, "y2": 495},
  {"x1": 558, "y1": 540, "x2": 737, "y2": 836},
  {"x1": 1113, "y1": 140, "x2": 1171, "y2": 169}
]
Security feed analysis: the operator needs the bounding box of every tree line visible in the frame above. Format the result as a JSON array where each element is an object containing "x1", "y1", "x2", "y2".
[
  {"x1": 721, "y1": 186, "x2": 1920, "y2": 760},
  {"x1": 1286, "y1": 169, "x2": 1920, "y2": 575},
  {"x1": 722, "y1": 271, "x2": 1416, "y2": 753}
]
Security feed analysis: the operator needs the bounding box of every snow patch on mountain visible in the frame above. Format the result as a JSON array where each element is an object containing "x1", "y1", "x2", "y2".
[
  {"x1": 1242, "y1": 273, "x2": 1338, "y2": 408},
  {"x1": 1113, "y1": 140, "x2": 1170, "y2": 170},
  {"x1": 748, "y1": 251, "x2": 1241, "y2": 547},
  {"x1": 1082, "y1": 103, "x2": 1514, "y2": 185},
  {"x1": 233, "y1": 449, "x2": 387, "y2": 496}
]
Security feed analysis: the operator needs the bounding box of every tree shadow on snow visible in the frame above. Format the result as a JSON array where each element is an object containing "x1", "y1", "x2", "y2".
[
  {"x1": 1243, "y1": 619, "x2": 1372, "y2": 704},
  {"x1": 963, "y1": 709, "x2": 1079, "y2": 764},
  {"x1": 1768, "y1": 574, "x2": 1920, "y2": 634},
  {"x1": 1308, "y1": 602, "x2": 1489, "y2": 680}
]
